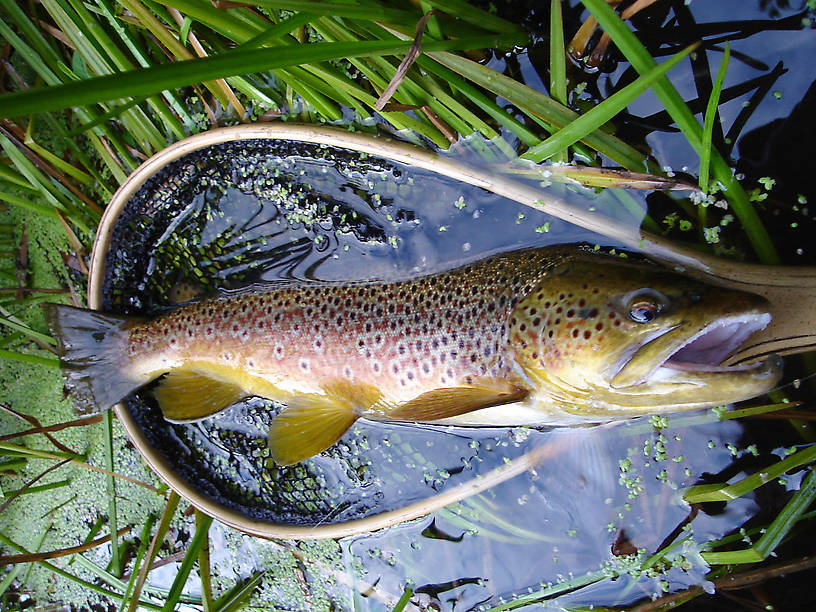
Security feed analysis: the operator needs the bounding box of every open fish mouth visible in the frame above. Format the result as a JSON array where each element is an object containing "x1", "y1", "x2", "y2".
[
  {"x1": 660, "y1": 313, "x2": 772, "y2": 372},
  {"x1": 611, "y1": 313, "x2": 778, "y2": 389}
]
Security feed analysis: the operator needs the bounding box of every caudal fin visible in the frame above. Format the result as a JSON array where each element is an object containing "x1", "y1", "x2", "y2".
[{"x1": 42, "y1": 303, "x2": 147, "y2": 415}]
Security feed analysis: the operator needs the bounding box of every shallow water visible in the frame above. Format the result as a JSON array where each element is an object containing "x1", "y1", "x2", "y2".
[{"x1": 101, "y1": 0, "x2": 816, "y2": 608}]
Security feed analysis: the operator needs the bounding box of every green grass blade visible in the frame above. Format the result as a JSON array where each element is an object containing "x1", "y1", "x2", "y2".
[
  {"x1": 699, "y1": 43, "x2": 730, "y2": 193},
  {"x1": 0, "y1": 36, "x2": 522, "y2": 119},
  {"x1": 0, "y1": 563, "x2": 23, "y2": 597},
  {"x1": 392, "y1": 587, "x2": 414, "y2": 612},
  {"x1": 66, "y1": 96, "x2": 147, "y2": 137},
  {"x1": 246, "y1": 1, "x2": 417, "y2": 23},
  {"x1": 120, "y1": 514, "x2": 158, "y2": 607},
  {"x1": 420, "y1": 0, "x2": 520, "y2": 33},
  {"x1": 67, "y1": 517, "x2": 105, "y2": 567},
  {"x1": 427, "y1": 50, "x2": 651, "y2": 170},
  {"x1": 41, "y1": 0, "x2": 166, "y2": 152},
  {"x1": 150, "y1": 0, "x2": 259, "y2": 42},
  {"x1": 0, "y1": 531, "x2": 162, "y2": 610},
  {"x1": 2, "y1": 479, "x2": 71, "y2": 497},
  {"x1": 103, "y1": 411, "x2": 120, "y2": 574},
  {"x1": 0, "y1": 7, "x2": 136, "y2": 173},
  {"x1": 92, "y1": 0, "x2": 189, "y2": 137},
  {"x1": 703, "y1": 468, "x2": 816, "y2": 564},
  {"x1": 74, "y1": 553, "x2": 201, "y2": 604},
  {"x1": 213, "y1": 571, "x2": 266, "y2": 612},
  {"x1": 0, "y1": 314, "x2": 57, "y2": 346},
  {"x1": 240, "y1": 11, "x2": 318, "y2": 49},
  {"x1": 196, "y1": 511, "x2": 214, "y2": 612},
  {"x1": 0, "y1": 135, "x2": 69, "y2": 214},
  {"x1": 0, "y1": 190, "x2": 62, "y2": 219},
  {"x1": 117, "y1": 0, "x2": 226, "y2": 101},
  {"x1": 0, "y1": 165, "x2": 35, "y2": 190},
  {"x1": 717, "y1": 402, "x2": 795, "y2": 420},
  {"x1": 549, "y1": 0, "x2": 568, "y2": 163},
  {"x1": 523, "y1": 43, "x2": 697, "y2": 162},
  {"x1": 684, "y1": 444, "x2": 816, "y2": 503},
  {"x1": 84, "y1": 130, "x2": 130, "y2": 184},
  {"x1": 483, "y1": 570, "x2": 606, "y2": 611},
  {"x1": 0, "y1": 134, "x2": 94, "y2": 231},
  {"x1": 23, "y1": 139, "x2": 93, "y2": 185},
  {"x1": 0, "y1": 349, "x2": 60, "y2": 368},
  {"x1": 0, "y1": 0, "x2": 64, "y2": 84},
  {"x1": 415, "y1": 55, "x2": 540, "y2": 146},
  {"x1": 160, "y1": 513, "x2": 213, "y2": 611},
  {"x1": 126, "y1": 491, "x2": 180, "y2": 612},
  {"x1": 580, "y1": 0, "x2": 778, "y2": 263}
]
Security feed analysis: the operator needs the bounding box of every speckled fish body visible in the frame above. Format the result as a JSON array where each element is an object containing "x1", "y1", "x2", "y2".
[
  {"x1": 45, "y1": 246, "x2": 782, "y2": 465},
  {"x1": 125, "y1": 251, "x2": 547, "y2": 407}
]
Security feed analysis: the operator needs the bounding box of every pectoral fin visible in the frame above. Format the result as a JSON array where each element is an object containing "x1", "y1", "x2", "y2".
[
  {"x1": 268, "y1": 379, "x2": 383, "y2": 466},
  {"x1": 154, "y1": 370, "x2": 246, "y2": 422},
  {"x1": 388, "y1": 383, "x2": 530, "y2": 421}
]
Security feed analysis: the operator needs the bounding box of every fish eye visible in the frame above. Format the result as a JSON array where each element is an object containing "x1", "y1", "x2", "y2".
[
  {"x1": 628, "y1": 301, "x2": 658, "y2": 323},
  {"x1": 623, "y1": 289, "x2": 668, "y2": 323}
]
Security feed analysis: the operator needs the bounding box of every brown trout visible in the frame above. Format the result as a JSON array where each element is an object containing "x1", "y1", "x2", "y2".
[{"x1": 45, "y1": 246, "x2": 781, "y2": 465}]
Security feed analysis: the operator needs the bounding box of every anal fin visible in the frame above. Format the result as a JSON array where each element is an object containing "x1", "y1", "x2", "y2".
[
  {"x1": 154, "y1": 370, "x2": 246, "y2": 422},
  {"x1": 388, "y1": 383, "x2": 530, "y2": 421}
]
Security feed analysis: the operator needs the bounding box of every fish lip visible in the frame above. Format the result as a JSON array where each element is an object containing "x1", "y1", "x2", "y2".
[{"x1": 611, "y1": 312, "x2": 774, "y2": 388}]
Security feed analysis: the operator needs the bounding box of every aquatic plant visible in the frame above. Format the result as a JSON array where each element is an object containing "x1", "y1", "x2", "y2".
[{"x1": 0, "y1": 0, "x2": 814, "y2": 609}]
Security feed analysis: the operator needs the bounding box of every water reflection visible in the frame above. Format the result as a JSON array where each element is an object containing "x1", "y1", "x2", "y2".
[{"x1": 346, "y1": 416, "x2": 755, "y2": 609}]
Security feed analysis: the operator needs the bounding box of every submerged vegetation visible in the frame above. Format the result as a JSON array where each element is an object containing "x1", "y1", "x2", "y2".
[{"x1": 0, "y1": 0, "x2": 815, "y2": 609}]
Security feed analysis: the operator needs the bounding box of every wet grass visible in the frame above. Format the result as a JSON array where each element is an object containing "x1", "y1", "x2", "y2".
[{"x1": 0, "y1": 0, "x2": 813, "y2": 610}]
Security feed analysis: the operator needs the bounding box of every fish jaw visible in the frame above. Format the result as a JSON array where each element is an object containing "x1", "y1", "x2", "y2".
[
  {"x1": 610, "y1": 312, "x2": 776, "y2": 388},
  {"x1": 589, "y1": 310, "x2": 782, "y2": 414}
]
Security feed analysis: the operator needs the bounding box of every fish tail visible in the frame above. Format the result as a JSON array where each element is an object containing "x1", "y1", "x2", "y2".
[{"x1": 42, "y1": 303, "x2": 147, "y2": 415}]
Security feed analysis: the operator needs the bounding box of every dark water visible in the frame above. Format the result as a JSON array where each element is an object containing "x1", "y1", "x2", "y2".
[{"x1": 102, "y1": 0, "x2": 816, "y2": 609}]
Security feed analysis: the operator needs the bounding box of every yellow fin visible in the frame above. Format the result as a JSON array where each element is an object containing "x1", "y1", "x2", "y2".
[
  {"x1": 322, "y1": 378, "x2": 383, "y2": 407},
  {"x1": 388, "y1": 384, "x2": 530, "y2": 421},
  {"x1": 268, "y1": 379, "x2": 384, "y2": 466},
  {"x1": 154, "y1": 370, "x2": 246, "y2": 422},
  {"x1": 268, "y1": 394, "x2": 359, "y2": 466}
]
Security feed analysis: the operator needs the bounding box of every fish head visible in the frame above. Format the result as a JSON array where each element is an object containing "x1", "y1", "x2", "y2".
[{"x1": 509, "y1": 252, "x2": 782, "y2": 419}]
